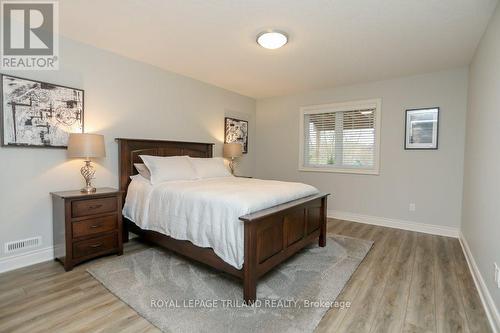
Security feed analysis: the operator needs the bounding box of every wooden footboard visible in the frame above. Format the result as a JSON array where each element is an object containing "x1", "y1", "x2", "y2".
[{"x1": 239, "y1": 193, "x2": 329, "y2": 303}]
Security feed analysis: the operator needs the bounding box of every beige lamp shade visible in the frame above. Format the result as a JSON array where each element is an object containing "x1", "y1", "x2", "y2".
[
  {"x1": 223, "y1": 143, "x2": 243, "y2": 158},
  {"x1": 67, "y1": 133, "x2": 106, "y2": 159}
]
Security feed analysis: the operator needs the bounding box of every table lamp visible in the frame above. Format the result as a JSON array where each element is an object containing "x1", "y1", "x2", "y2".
[
  {"x1": 67, "y1": 133, "x2": 106, "y2": 193},
  {"x1": 223, "y1": 143, "x2": 243, "y2": 175}
]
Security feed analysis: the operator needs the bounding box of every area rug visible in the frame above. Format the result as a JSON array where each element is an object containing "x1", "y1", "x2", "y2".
[{"x1": 87, "y1": 235, "x2": 372, "y2": 333}]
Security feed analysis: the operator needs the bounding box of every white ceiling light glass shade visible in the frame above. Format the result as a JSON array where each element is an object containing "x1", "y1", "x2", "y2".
[{"x1": 256, "y1": 31, "x2": 288, "y2": 49}]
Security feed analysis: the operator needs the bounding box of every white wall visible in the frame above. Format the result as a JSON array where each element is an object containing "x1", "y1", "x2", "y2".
[
  {"x1": 256, "y1": 68, "x2": 468, "y2": 230},
  {"x1": 462, "y1": 2, "x2": 500, "y2": 322},
  {"x1": 0, "y1": 37, "x2": 255, "y2": 262}
]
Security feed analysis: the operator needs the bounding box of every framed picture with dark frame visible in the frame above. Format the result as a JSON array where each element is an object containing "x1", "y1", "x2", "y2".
[
  {"x1": 224, "y1": 117, "x2": 248, "y2": 154},
  {"x1": 1, "y1": 74, "x2": 84, "y2": 148},
  {"x1": 404, "y1": 107, "x2": 439, "y2": 150}
]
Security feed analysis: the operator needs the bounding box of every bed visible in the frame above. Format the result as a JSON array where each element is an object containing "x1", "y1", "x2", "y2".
[{"x1": 116, "y1": 138, "x2": 329, "y2": 303}]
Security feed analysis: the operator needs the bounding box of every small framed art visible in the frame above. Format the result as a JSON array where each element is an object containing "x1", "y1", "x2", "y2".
[
  {"x1": 224, "y1": 117, "x2": 248, "y2": 154},
  {"x1": 405, "y1": 107, "x2": 439, "y2": 150}
]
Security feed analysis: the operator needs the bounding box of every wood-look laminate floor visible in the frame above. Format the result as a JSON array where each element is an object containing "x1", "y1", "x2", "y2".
[{"x1": 0, "y1": 219, "x2": 491, "y2": 333}]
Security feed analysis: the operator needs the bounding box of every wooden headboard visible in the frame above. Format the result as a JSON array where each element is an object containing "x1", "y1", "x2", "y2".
[{"x1": 115, "y1": 138, "x2": 214, "y2": 196}]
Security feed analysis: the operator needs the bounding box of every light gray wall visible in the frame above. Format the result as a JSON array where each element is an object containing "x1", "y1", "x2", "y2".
[
  {"x1": 255, "y1": 68, "x2": 468, "y2": 228},
  {"x1": 0, "y1": 37, "x2": 255, "y2": 259},
  {"x1": 462, "y1": 3, "x2": 500, "y2": 313}
]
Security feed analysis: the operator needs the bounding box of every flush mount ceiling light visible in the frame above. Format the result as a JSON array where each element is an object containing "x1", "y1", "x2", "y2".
[{"x1": 256, "y1": 31, "x2": 288, "y2": 49}]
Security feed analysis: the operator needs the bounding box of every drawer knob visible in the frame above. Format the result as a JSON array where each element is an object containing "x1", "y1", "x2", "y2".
[
  {"x1": 88, "y1": 204, "x2": 103, "y2": 210},
  {"x1": 89, "y1": 243, "x2": 102, "y2": 248},
  {"x1": 89, "y1": 224, "x2": 101, "y2": 229}
]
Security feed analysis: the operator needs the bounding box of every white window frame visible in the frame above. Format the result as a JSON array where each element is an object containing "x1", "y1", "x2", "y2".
[{"x1": 298, "y1": 98, "x2": 382, "y2": 175}]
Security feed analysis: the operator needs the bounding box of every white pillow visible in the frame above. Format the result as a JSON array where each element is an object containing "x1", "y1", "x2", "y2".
[
  {"x1": 134, "y1": 163, "x2": 151, "y2": 181},
  {"x1": 189, "y1": 157, "x2": 232, "y2": 179},
  {"x1": 139, "y1": 155, "x2": 197, "y2": 184}
]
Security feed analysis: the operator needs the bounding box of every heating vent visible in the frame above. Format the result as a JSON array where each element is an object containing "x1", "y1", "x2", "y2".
[{"x1": 4, "y1": 237, "x2": 42, "y2": 254}]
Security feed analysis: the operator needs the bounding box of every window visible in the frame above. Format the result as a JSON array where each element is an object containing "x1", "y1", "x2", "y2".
[{"x1": 299, "y1": 99, "x2": 381, "y2": 174}]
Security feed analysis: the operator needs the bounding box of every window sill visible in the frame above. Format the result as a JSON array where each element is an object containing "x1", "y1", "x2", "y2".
[{"x1": 298, "y1": 167, "x2": 379, "y2": 175}]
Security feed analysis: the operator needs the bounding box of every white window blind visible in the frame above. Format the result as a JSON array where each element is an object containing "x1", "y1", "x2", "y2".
[{"x1": 300, "y1": 99, "x2": 381, "y2": 174}]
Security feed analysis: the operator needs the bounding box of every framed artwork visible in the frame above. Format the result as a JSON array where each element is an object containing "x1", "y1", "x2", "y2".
[
  {"x1": 405, "y1": 107, "x2": 439, "y2": 150},
  {"x1": 1, "y1": 74, "x2": 84, "y2": 148},
  {"x1": 224, "y1": 117, "x2": 248, "y2": 154}
]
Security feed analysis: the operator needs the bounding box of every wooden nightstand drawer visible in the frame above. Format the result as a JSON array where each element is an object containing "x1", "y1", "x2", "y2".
[
  {"x1": 73, "y1": 215, "x2": 117, "y2": 238},
  {"x1": 72, "y1": 197, "x2": 117, "y2": 218},
  {"x1": 73, "y1": 233, "x2": 118, "y2": 259}
]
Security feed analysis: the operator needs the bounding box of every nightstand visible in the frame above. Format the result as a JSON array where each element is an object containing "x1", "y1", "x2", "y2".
[{"x1": 51, "y1": 188, "x2": 124, "y2": 271}]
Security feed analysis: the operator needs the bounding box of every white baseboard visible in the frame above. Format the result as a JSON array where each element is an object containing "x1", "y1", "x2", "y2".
[
  {"x1": 459, "y1": 232, "x2": 500, "y2": 333},
  {"x1": 0, "y1": 246, "x2": 54, "y2": 274},
  {"x1": 327, "y1": 210, "x2": 459, "y2": 238}
]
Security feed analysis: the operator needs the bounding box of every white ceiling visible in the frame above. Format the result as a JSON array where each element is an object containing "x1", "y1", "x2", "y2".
[{"x1": 59, "y1": 0, "x2": 498, "y2": 99}]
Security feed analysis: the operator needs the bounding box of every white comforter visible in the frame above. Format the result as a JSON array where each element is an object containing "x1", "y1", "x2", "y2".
[{"x1": 123, "y1": 176, "x2": 319, "y2": 269}]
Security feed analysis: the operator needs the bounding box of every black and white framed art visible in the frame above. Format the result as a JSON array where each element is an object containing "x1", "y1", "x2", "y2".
[
  {"x1": 405, "y1": 107, "x2": 439, "y2": 150},
  {"x1": 1, "y1": 74, "x2": 84, "y2": 148},
  {"x1": 224, "y1": 117, "x2": 248, "y2": 154}
]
